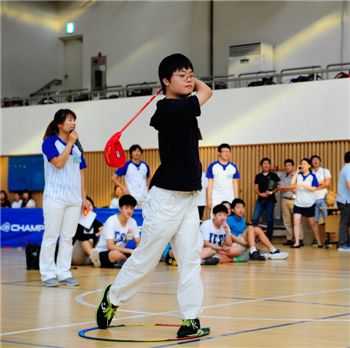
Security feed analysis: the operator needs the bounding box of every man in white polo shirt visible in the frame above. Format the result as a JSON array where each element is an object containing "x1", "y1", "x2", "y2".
[
  {"x1": 311, "y1": 155, "x2": 331, "y2": 245},
  {"x1": 206, "y1": 143, "x2": 240, "y2": 211},
  {"x1": 111, "y1": 144, "x2": 151, "y2": 209}
]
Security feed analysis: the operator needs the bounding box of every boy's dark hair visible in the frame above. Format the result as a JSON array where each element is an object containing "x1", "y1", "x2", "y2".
[
  {"x1": 129, "y1": 144, "x2": 143, "y2": 155},
  {"x1": 158, "y1": 53, "x2": 194, "y2": 94},
  {"x1": 231, "y1": 198, "x2": 245, "y2": 210},
  {"x1": 119, "y1": 194, "x2": 137, "y2": 209},
  {"x1": 284, "y1": 159, "x2": 294, "y2": 166},
  {"x1": 218, "y1": 143, "x2": 231, "y2": 152},
  {"x1": 212, "y1": 204, "x2": 228, "y2": 215},
  {"x1": 344, "y1": 151, "x2": 350, "y2": 163},
  {"x1": 310, "y1": 155, "x2": 321, "y2": 162},
  {"x1": 260, "y1": 157, "x2": 271, "y2": 166},
  {"x1": 301, "y1": 157, "x2": 312, "y2": 165}
]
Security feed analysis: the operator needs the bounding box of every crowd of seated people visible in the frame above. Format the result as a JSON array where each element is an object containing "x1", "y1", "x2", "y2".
[
  {"x1": 2, "y1": 147, "x2": 349, "y2": 275},
  {"x1": 0, "y1": 189, "x2": 36, "y2": 208}
]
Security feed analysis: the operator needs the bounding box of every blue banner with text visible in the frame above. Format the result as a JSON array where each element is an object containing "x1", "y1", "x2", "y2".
[{"x1": 0, "y1": 208, "x2": 144, "y2": 248}]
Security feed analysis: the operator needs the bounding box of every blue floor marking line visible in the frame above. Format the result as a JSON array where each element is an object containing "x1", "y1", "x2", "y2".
[
  {"x1": 265, "y1": 299, "x2": 350, "y2": 308},
  {"x1": 0, "y1": 340, "x2": 63, "y2": 348},
  {"x1": 151, "y1": 312, "x2": 350, "y2": 348}
]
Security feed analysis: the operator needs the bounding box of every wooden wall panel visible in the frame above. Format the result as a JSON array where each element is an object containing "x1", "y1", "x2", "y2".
[{"x1": 1, "y1": 140, "x2": 349, "y2": 220}]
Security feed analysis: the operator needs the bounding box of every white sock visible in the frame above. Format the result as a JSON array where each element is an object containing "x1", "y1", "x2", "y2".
[
  {"x1": 270, "y1": 246, "x2": 277, "y2": 253},
  {"x1": 250, "y1": 246, "x2": 257, "y2": 253}
]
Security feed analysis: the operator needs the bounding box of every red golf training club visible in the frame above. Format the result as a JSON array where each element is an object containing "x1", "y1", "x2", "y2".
[{"x1": 104, "y1": 88, "x2": 162, "y2": 168}]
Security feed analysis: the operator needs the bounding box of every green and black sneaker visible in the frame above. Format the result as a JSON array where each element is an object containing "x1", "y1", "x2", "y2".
[
  {"x1": 177, "y1": 319, "x2": 209, "y2": 338},
  {"x1": 96, "y1": 284, "x2": 118, "y2": 329}
]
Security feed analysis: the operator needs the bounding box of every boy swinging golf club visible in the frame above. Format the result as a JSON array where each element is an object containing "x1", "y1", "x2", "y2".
[{"x1": 96, "y1": 53, "x2": 213, "y2": 338}]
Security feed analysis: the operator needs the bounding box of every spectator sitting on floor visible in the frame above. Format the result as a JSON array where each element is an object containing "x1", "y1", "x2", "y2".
[
  {"x1": 11, "y1": 192, "x2": 23, "y2": 208},
  {"x1": 21, "y1": 189, "x2": 36, "y2": 208},
  {"x1": 1, "y1": 190, "x2": 11, "y2": 208},
  {"x1": 227, "y1": 198, "x2": 287, "y2": 261},
  {"x1": 90, "y1": 195, "x2": 140, "y2": 268},
  {"x1": 71, "y1": 196, "x2": 103, "y2": 265},
  {"x1": 200, "y1": 204, "x2": 241, "y2": 263},
  {"x1": 109, "y1": 185, "x2": 124, "y2": 209}
]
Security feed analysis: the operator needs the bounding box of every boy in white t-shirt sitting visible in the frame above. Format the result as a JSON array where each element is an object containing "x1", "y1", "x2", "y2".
[
  {"x1": 90, "y1": 195, "x2": 140, "y2": 268},
  {"x1": 200, "y1": 204, "x2": 241, "y2": 263}
]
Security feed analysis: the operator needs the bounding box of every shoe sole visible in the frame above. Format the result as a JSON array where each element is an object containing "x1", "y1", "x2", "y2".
[
  {"x1": 43, "y1": 282, "x2": 59, "y2": 287},
  {"x1": 177, "y1": 327, "x2": 210, "y2": 338},
  {"x1": 59, "y1": 281, "x2": 79, "y2": 286},
  {"x1": 96, "y1": 284, "x2": 114, "y2": 329},
  {"x1": 264, "y1": 252, "x2": 289, "y2": 260}
]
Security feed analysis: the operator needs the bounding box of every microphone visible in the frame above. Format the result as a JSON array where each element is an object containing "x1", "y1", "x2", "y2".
[
  {"x1": 75, "y1": 139, "x2": 84, "y2": 153},
  {"x1": 70, "y1": 130, "x2": 84, "y2": 153}
]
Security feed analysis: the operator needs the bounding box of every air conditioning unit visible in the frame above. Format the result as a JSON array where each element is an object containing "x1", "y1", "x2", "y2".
[{"x1": 228, "y1": 42, "x2": 274, "y2": 77}]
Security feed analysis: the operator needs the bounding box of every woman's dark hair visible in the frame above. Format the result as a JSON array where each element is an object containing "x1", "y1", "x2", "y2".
[
  {"x1": 86, "y1": 196, "x2": 95, "y2": 209},
  {"x1": 301, "y1": 157, "x2": 312, "y2": 165},
  {"x1": 1, "y1": 190, "x2": 9, "y2": 200},
  {"x1": 43, "y1": 109, "x2": 77, "y2": 139},
  {"x1": 158, "y1": 53, "x2": 194, "y2": 94},
  {"x1": 21, "y1": 189, "x2": 32, "y2": 207}
]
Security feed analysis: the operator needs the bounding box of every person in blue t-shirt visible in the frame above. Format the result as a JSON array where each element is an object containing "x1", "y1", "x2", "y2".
[
  {"x1": 227, "y1": 199, "x2": 287, "y2": 261},
  {"x1": 336, "y1": 151, "x2": 350, "y2": 251}
]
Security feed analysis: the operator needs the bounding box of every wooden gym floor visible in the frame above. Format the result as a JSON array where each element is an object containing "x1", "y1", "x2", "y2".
[{"x1": 1, "y1": 246, "x2": 349, "y2": 348}]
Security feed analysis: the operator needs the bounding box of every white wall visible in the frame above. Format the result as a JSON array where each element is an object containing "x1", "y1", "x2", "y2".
[
  {"x1": 1, "y1": 1, "x2": 62, "y2": 98},
  {"x1": 2, "y1": 1, "x2": 349, "y2": 99},
  {"x1": 214, "y1": 1, "x2": 350, "y2": 76},
  {"x1": 1, "y1": 79, "x2": 349, "y2": 156}
]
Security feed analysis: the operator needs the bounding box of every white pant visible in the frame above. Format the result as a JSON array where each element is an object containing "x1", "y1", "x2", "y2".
[
  {"x1": 39, "y1": 199, "x2": 81, "y2": 281},
  {"x1": 211, "y1": 192, "x2": 234, "y2": 213},
  {"x1": 109, "y1": 186, "x2": 203, "y2": 319}
]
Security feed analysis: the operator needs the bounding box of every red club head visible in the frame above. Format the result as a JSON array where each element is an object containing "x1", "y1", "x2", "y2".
[{"x1": 104, "y1": 132, "x2": 126, "y2": 168}]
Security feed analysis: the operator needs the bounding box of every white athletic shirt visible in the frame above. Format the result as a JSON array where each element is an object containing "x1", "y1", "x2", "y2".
[
  {"x1": 42, "y1": 136, "x2": 87, "y2": 205},
  {"x1": 200, "y1": 219, "x2": 226, "y2": 247},
  {"x1": 206, "y1": 161, "x2": 240, "y2": 206},
  {"x1": 11, "y1": 200, "x2": 22, "y2": 208},
  {"x1": 115, "y1": 161, "x2": 150, "y2": 203},
  {"x1": 312, "y1": 167, "x2": 331, "y2": 200},
  {"x1": 198, "y1": 172, "x2": 208, "y2": 206},
  {"x1": 295, "y1": 172, "x2": 319, "y2": 208},
  {"x1": 95, "y1": 215, "x2": 140, "y2": 252}
]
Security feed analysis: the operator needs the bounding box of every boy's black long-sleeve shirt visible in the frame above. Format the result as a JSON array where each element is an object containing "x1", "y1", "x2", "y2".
[{"x1": 149, "y1": 95, "x2": 202, "y2": 192}]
